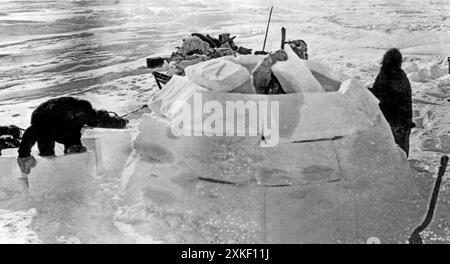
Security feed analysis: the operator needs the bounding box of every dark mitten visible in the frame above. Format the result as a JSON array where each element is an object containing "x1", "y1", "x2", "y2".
[{"x1": 95, "y1": 110, "x2": 129, "y2": 129}]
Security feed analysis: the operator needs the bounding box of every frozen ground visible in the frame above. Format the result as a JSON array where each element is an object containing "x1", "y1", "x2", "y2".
[{"x1": 0, "y1": 0, "x2": 449, "y2": 243}]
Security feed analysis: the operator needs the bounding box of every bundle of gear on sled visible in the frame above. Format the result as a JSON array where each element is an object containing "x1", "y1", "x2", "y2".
[
  {"x1": 146, "y1": 31, "x2": 309, "y2": 93},
  {"x1": 147, "y1": 32, "x2": 253, "y2": 75}
]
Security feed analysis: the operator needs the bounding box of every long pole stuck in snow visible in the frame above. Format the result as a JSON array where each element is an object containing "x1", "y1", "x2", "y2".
[{"x1": 261, "y1": 6, "x2": 273, "y2": 53}]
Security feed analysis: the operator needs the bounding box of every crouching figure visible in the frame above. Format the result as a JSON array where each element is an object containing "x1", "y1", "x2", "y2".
[{"x1": 17, "y1": 97, "x2": 129, "y2": 175}]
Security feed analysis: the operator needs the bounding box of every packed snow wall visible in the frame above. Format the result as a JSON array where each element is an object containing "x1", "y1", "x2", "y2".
[
  {"x1": 0, "y1": 151, "x2": 127, "y2": 243},
  {"x1": 120, "y1": 51, "x2": 424, "y2": 243},
  {"x1": 0, "y1": 127, "x2": 136, "y2": 243}
]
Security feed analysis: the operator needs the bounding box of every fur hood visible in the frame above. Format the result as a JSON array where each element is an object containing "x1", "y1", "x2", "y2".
[{"x1": 381, "y1": 48, "x2": 403, "y2": 72}]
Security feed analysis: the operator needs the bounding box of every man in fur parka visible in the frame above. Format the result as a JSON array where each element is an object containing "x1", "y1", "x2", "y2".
[{"x1": 371, "y1": 48, "x2": 415, "y2": 157}]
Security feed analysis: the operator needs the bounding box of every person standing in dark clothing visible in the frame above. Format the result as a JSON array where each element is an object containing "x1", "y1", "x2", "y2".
[{"x1": 371, "y1": 48, "x2": 415, "y2": 157}]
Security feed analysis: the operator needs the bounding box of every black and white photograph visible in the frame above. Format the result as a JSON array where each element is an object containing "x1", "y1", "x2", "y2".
[{"x1": 0, "y1": 0, "x2": 449, "y2": 247}]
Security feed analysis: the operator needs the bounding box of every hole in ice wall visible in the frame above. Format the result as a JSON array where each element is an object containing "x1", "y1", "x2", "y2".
[{"x1": 198, "y1": 177, "x2": 237, "y2": 185}]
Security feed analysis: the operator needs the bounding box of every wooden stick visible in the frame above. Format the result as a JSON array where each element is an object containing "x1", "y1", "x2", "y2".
[
  {"x1": 262, "y1": 6, "x2": 273, "y2": 53},
  {"x1": 409, "y1": 155, "x2": 449, "y2": 244},
  {"x1": 281, "y1": 27, "x2": 286, "y2": 50}
]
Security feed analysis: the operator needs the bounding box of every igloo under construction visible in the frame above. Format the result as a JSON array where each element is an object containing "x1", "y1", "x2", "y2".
[{"x1": 121, "y1": 46, "x2": 423, "y2": 243}]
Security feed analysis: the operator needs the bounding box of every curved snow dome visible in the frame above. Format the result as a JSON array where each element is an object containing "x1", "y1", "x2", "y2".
[{"x1": 121, "y1": 47, "x2": 423, "y2": 243}]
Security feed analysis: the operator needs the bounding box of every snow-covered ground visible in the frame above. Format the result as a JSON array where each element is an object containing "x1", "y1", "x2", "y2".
[{"x1": 0, "y1": 0, "x2": 449, "y2": 243}]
